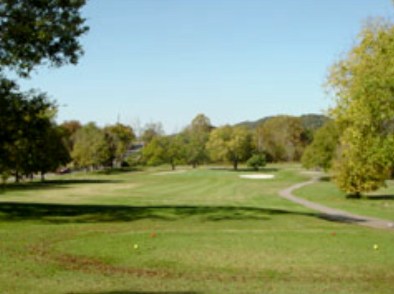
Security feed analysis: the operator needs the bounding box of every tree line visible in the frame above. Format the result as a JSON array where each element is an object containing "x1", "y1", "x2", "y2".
[
  {"x1": 1, "y1": 110, "x2": 322, "y2": 183},
  {"x1": 65, "y1": 113, "x2": 316, "y2": 173}
]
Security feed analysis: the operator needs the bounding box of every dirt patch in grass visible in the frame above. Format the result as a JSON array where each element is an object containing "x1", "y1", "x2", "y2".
[{"x1": 55, "y1": 253, "x2": 172, "y2": 278}]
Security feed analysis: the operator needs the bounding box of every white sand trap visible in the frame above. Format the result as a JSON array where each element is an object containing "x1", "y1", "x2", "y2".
[
  {"x1": 154, "y1": 170, "x2": 187, "y2": 176},
  {"x1": 239, "y1": 174, "x2": 275, "y2": 179}
]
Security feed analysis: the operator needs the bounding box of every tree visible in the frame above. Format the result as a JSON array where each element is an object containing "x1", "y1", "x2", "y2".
[
  {"x1": 255, "y1": 116, "x2": 308, "y2": 162},
  {"x1": 206, "y1": 125, "x2": 253, "y2": 170},
  {"x1": 0, "y1": 0, "x2": 88, "y2": 179},
  {"x1": 247, "y1": 154, "x2": 266, "y2": 171},
  {"x1": 104, "y1": 123, "x2": 135, "y2": 168},
  {"x1": 333, "y1": 129, "x2": 390, "y2": 197},
  {"x1": 141, "y1": 122, "x2": 164, "y2": 144},
  {"x1": 143, "y1": 135, "x2": 186, "y2": 170},
  {"x1": 33, "y1": 125, "x2": 70, "y2": 181},
  {"x1": 0, "y1": 85, "x2": 69, "y2": 182},
  {"x1": 328, "y1": 20, "x2": 394, "y2": 195},
  {"x1": 60, "y1": 120, "x2": 82, "y2": 153},
  {"x1": 0, "y1": 0, "x2": 88, "y2": 77},
  {"x1": 72, "y1": 123, "x2": 111, "y2": 170},
  {"x1": 301, "y1": 120, "x2": 339, "y2": 171},
  {"x1": 183, "y1": 114, "x2": 212, "y2": 168}
]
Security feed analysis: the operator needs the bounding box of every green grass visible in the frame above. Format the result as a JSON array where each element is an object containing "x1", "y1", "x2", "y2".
[
  {"x1": 295, "y1": 176, "x2": 394, "y2": 222},
  {"x1": 0, "y1": 164, "x2": 393, "y2": 294}
]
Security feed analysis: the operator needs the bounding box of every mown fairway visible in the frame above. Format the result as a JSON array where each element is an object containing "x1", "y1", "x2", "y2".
[{"x1": 0, "y1": 165, "x2": 393, "y2": 294}]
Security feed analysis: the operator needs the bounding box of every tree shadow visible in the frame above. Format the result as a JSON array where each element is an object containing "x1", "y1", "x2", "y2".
[
  {"x1": 208, "y1": 167, "x2": 279, "y2": 173},
  {"x1": 0, "y1": 179, "x2": 122, "y2": 193},
  {"x1": 69, "y1": 292, "x2": 200, "y2": 294},
  {"x1": 0, "y1": 202, "x2": 316, "y2": 223},
  {"x1": 93, "y1": 167, "x2": 143, "y2": 175},
  {"x1": 366, "y1": 195, "x2": 394, "y2": 200},
  {"x1": 318, "y1": 213, "x2": 369, "y2": 224},
  {"x1": 318, "y1": 176, "x2": 331, "y2": 182}
]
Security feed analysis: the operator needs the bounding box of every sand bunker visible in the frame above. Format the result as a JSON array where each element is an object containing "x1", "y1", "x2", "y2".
[
  {"x1": 154, "y1": 170, "x2": 187, "y2": 176},
  {"x1": 239, "y1": 174, "x2": 275, "y2": 179}
]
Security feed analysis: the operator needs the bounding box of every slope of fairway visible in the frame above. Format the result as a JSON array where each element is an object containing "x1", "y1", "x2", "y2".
[{"x1": 0, "y1": 164, "x2": 393, "y2": 294}]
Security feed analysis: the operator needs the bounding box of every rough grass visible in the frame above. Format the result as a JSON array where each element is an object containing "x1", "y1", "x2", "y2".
[{"x1": 0, "y1": 164, "x2": 393, "y2": 294}]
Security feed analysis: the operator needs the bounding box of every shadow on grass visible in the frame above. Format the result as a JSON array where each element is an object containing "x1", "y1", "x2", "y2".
[
  {"x1": 92, "y1": 167, "x2": 143, "y2": 175},
  {"x1": 318, "y1": 213, "x2": 370, "y2": 224},
  {"x1": 366, "y1": 195, "x2": 394, "y2": 200},
  {"x1": 0, "y1": 202, "x2": 316, "y2": 223},
  {"x1": 69, "y1": 292, "x2": 200, "y2": 294},
  {"x1": 208, "y1": 167, "x2": 279, "y2": 173},
  {"x1": 0, "y1": 179, "x2": 122, "y2": 193}
]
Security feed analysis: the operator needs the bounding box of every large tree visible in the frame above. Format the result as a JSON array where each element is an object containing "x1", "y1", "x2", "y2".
[
  {"x1": 143, "y1": 135, "x2": 186, "y2": 170},
  {"x1": 206, "y1": 125, "x2": 253, "y2": 170},
  {"x1": 0, "y1": 85, "x2": 69, "y2": 182},
  {"x1": 0, "y1": 0, "x2": 88, "y2": 179},
  {"x1": 183, "y1": 114, "x2": 212, "y2": 168},
  {"x1": 0, "y1": 0, "x2": 88, "y2": 77},
  {"x1": 328, "y1": 20, "x2": 394, "y2": 195}
]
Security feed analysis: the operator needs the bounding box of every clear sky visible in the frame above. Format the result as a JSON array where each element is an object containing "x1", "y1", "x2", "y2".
[{"x1": 17, "y1": 0, "x2": 393, "y2": 134}]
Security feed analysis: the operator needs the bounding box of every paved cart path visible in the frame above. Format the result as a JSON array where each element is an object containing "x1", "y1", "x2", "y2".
[{"x1": 279, "y1": 177, "x2": 394, "y2": 230}]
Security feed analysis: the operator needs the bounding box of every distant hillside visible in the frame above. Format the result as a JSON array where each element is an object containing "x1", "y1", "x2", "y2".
[{"x1": 236, "y1": 114, "x2": 330, "y2": 131}]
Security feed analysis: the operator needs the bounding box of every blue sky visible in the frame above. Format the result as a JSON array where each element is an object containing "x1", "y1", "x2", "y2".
[{"x1": 18, "y1": 0, "x2": 393, "y2": 134}]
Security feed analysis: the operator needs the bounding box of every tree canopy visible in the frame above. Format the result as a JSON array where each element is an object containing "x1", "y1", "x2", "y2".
[
  {"x1": 206, "y1": 125, "x2": 253, "y2": 170},
  {"x1": 255, "y1": 116, "x2": 308, "y2": 162},
  {"x1": 183, "y1": 114, "x2": 212, "y2": 168},
  {"x1": 0, "y1": 0, "x2": 88, "y2": 77},
  {"x1": 301, "y1": 120, "x2": 339, "y2": 171},
  {"x1": 328, "y1": 20, "x2": 394, "y2": 195}
]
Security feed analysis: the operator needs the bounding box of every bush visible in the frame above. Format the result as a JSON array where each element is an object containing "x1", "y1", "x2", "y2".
[{"x1": 247, "y1": 154, "x2": 266, "y2": 171}]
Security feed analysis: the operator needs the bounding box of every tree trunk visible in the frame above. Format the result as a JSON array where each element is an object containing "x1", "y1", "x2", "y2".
[
  {"x1": 233, "y1": 160, "x2": 238, "y2": 171},
  {"x1": 15, "y1": 170, "x2": 20, "y2": 183},
  {"x1": 41, "y1": 171, "x2": 45, "y2": 182}
]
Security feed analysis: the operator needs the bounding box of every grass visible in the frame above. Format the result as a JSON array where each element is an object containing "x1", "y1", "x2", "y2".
[
  {"x1": 294, "y1": 176, "x2": 394, "y2": 222},
  {"x1": 0, "y1": 164, "x2": 393, "y2": 294}
]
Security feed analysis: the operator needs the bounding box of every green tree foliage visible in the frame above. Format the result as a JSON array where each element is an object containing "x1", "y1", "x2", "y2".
[
  {"x1": 0, "y1": 0, "x2": 88, "y2": 179},
  {"x1": 206, "y1": 125, "x2": 253, "y2": 170},
  {"x1": 143, "y1": 135, "x2": 186, "y2": 170},
  {"x1": 0, "y1": 82, "x2": 69, "y2": 181},
  {"x1": 72, "y1": 123, "x2": 111, "y2": 169},
  {"x1": 333, "y1": 129, "x2": 390, "y2": 197},
  {"x1": 255, "y1": 116, "x2": 308, "y2": 162},
  {"x1": 0, "y1": 0, "x2": 88, "y2": 77},
  {"x1": 141, "y1": 122, "x2": 164, "y2": 144},
  {"x1": 301, "y1": 121, "x2": 339, "y2": 171},
  {"x1": 33, "y1": 125, "x2": 70, "y2": 181},
  {"x1": 104, "y1": 123, "x2": 135, "y2": 168},
  {"x1": 183, "y1": 114, "x2": 212, "y2": 168},
  {"x1": 328, "y1": 20, "x2": 394, "y2": 195},
  {"x1": 59, "y1": 120, "x2": 82, "y2": 153},
  {"x1": 247, "y1": 154, "x2": 266, "y2": 171}
]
